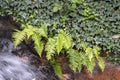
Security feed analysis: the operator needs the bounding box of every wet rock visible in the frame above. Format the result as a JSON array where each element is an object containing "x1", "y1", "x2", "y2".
[
  {"x1": 0, "y1": 15, "x2": 19, "y2": 38},
  {"x1": 0, "y1": 38, "x2": 14, "y2": 53},
  {"x1": 74, "y1": 62, "x2": 120, "y2": 80},
  {"x1": 0, "y1": 15, "x2": 19, "y2": 31}
]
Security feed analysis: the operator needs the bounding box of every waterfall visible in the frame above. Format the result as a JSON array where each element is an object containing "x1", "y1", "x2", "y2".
[
  {"x1": 0, "y1": 38, "x2": 37, "y2": 80},
  {"x1": 0, "y1": 53, "x2": 36, "y2": 80}
]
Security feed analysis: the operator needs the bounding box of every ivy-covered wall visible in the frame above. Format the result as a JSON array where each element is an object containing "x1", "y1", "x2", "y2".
[{"x1": 0, "y1": 0, "x2": 120, "y2": 64}]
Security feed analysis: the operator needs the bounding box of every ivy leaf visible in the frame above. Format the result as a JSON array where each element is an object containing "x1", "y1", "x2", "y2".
[
  {"x1": 70, "y1": 3, "x2": 77, "y2": 10},
  {"x1": 53, "y1": 3, "x2": 62, "y2": 12}
]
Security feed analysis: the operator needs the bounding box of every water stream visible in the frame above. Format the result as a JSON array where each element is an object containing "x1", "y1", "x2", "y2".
[{"x1": 0, "y1": 38, "x2": 36, "y2": 80}]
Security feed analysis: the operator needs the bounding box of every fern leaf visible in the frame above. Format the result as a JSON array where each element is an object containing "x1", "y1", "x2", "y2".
[
  {"x1": 98, "y1": 57, "x2": 105, "y2": 72},
  {"x1": 50, "y1": 59, "x2": 62, "y2": 79},
  {"x1": 59, "y1": 30, "x2": 72, "y2": 49},
  {"x1": 85, "y1": 47, "x2": 93, "y2": 61},
  {"x1": 63, "y1": 34, "x2": 72, "y2": 49},
  {"x1": 37, "y1": 28, "x2": 47, "y2": 38},
  {"x1": 68, "y1": 49, "x2": 82, "y2": 72},
  {"x1": 93, "y1": 46, "x2": 100, "y2": 59},
  {"x1": 41, "y1": 23, "x2": 48, "y2": 37},
  {"x1": 56, "y1": 34, "x2": 64, "y2": 54},
  {"x1": 36, "y1": 24, "x2": 48, "y2": 38},
  {"x1": 12, "y1": 30, "x2": 26, "y2": 47},
  {"x1": 45, "y1": 38, "x2": 56, "y2": 60},
  {"x1": 32, "y1": 33, "x2": 43, "y2": 57},
  {"x1": 85, "y1": 58, "x2": 95, "y2": 73}
]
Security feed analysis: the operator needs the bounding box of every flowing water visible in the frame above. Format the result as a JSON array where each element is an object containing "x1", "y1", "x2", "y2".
[
  {"x1": 0, "y1": 53, "x2": 36, "y2": 80},
  {"x1": 0, "y1": 38, "x2": 37, "y2": 80},
  {"x1": 0, "y1": 17, "x2": 59, "y2": 80}
]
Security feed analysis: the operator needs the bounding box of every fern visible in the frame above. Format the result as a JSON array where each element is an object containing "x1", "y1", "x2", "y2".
[
  {"x1": 67, "y1": 42, "x2": 105, "y2": 73},
  {"x1": 32, "y1": 33, "x2": 43, "y2": 56},
  {"x1": 56, "y1": 34, "x2": 64, "y2": 54},
  {"x1": 98, "y1": 57, "x2": 105, "y2": 72},
  {"x1": 13, "y1": 24, "x2": 105, "y2": 79},
  {"x1": 59, "y1": 30, "x2": 72, "y2": 49},
  {"x1": 68, "y1": 49, "x2": 82, "y2": 72},
  {"x1": 41, "y1": 23, "x2": 48, "y2": 37},
  {"x1": 84, "y1": 45, "x2": 105, "y2": 73},
  {"x1": 50, "y1": 59, "x2": 62, "y2": 79},
  {"x1": 45, "y1": 38, "x2": 56, "y2": 60},
  {"x1": 56, "y1": 30, "x2": 72, "y2": 54},
  {"x1": 12, "y1": 24, "x2": 47, "y2": 56},
  {"x1": 84, "y1": 57, "x2": 95, "y2": 73},
  {"x1": 12, "y1": 30, "x2": 26, "y2": 47}
]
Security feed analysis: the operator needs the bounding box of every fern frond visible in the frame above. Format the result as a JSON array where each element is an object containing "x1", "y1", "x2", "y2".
[
  {"x1": 59, "y1": 30, "x2": 72, "y2": 49},
  {"x1": 45, "y1": 38, "x2": 56, "y2": 60},
  {"x1": 24, "y1": 28, "x2": 34, "y2": 39},
  {"x1": 35, "y1": 24, "x2": 48, "y2": 38},
  {"x1": 56, "y1": 34, "x2": 64, "y2": 54},
  {"x1": 55, "y1": 30, "x2": 72, "y2": 54},
  {"x1": 84, "y1": 58, "x2": 95, "y2": 73},
  {"x1": 12, "y1": 30, "x2": 26, "y2": 47},
  {"x1": 41, "y1": 23, "x2": 48, "y2": 37},
  {"x1": 50, "y1": 59, "x2": 62, "y2": 79},
  {"x1": 98, "y1": 57, "x2": 105, "y2": 72},
  {"x1": 68, "y1": 49, "x2": 82, "y2": 72},
  {"x1": 37, "y1": 28, "x2": 47, "y2": 38},
  {"x1": 32, "y1": 33, "x2": 43, "y2": 56},
  {"x1": 93, "y1": 46, "x2": 100, "y2": 59}
]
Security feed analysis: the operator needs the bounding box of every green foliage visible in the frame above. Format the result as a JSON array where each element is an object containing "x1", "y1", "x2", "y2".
[
  {"x1": 56, "y1": 30, "x2": 72, "y2": 53},
  {"x1": 13, "y1": 24, "x2": 47, "y2": 56},
  {"x1": 45, "y1": 38, "x2": 56, "y2": 60},
  {"x1": 68, "y1": 49, "x2": 83, "y2": 72},
  {"x1": 53, "y1": 3, "x2": 62, "y2": 12},
  {"x1": 13, "y1": 24, "x2": 104, "y2": 78},
  {"x1": 1, "y1": 0, "x2": 118, "y2": 78},
  {"x1": 50, "y1": 59, "x2": 63, "y2": 78},
  {"x1": 68, "y1": 42, "x2": 105, "y2": 73},
  {"x1": 12, "y1": 25, "x2": 73, "y2": 78}
]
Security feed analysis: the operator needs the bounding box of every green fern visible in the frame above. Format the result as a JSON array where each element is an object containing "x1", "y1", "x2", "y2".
[
  {"x1": 68, "y1": 49, "x2": 83, "y2": 72},
  {"x1": 12, "y1": 30, "x2": 26, "y2": 47},
  {"x1": 32, "y1": 33, "x2": 43, "y2": 56},
  {"x1": 50, "y1": 59, "x2": 62, "y2": 79},
  {"x1": 98, "y1": 57, "x2": 105, "y2": 72},
  {"x1": 84, "y1": 45, "x2": 105, "y2": 73},
  {"x1": 67, "y1": 42, "x2": 105, "y2": 73},
  {"x1": 45, "y1": 38, "x2": 56, "y2": 60},
  {"x1": 41, "y1": 23, "x2": 48, "y2": 37},
  {"x1": 84, "y1": 57, "x2": 95, "y2": 73},
  {"x1": 13, "y1": 24, "x2": 105, "y2": 79},
  {"x1": 56, "y1": 34, "x2": 64, "y2": 54},
  {"x1": 59, "y1": 30, "x2": 72, "y2": 49},
  {"x1": 12, "y1": 24, "x2": 47, "y2": 56},
  {"x1": 56, "y1": 30, "x2": 72, "y2": 54}
]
